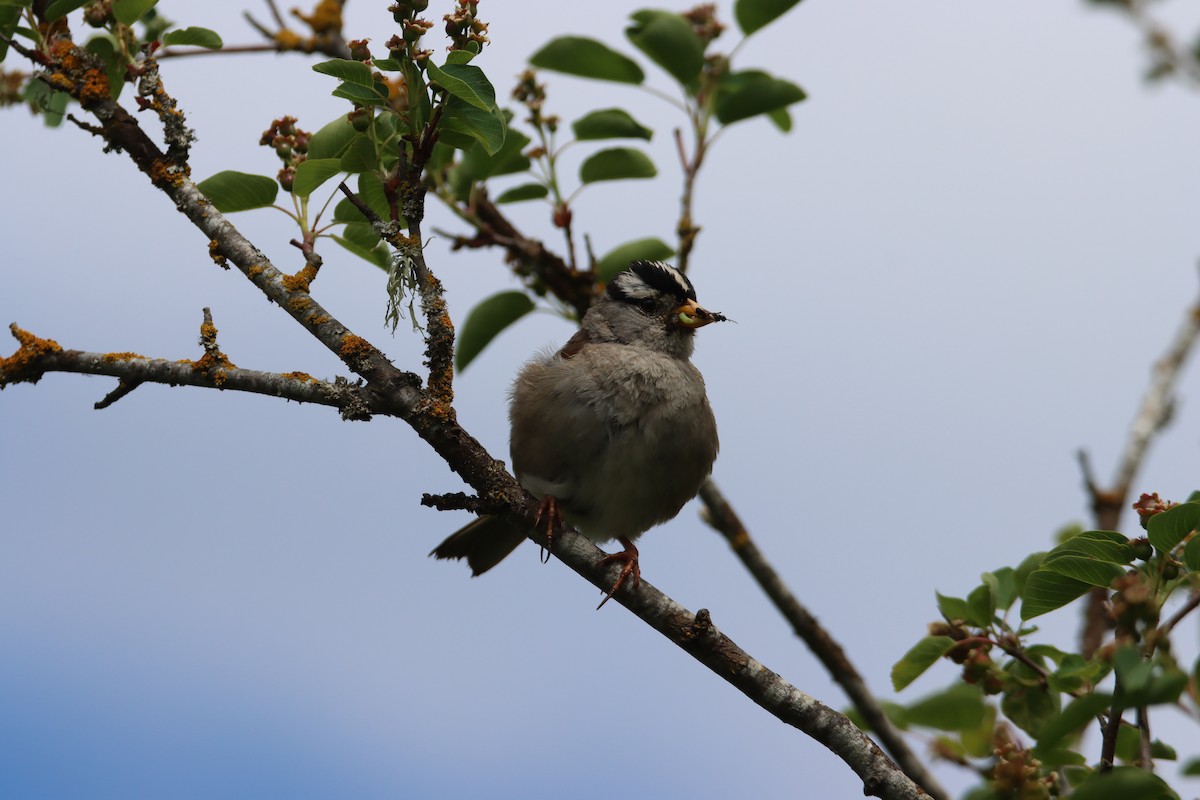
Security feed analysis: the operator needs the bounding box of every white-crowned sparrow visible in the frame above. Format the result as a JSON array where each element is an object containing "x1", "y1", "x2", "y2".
[{"x1": 431, "y1": 261, "x2": 725, "y2": 606}]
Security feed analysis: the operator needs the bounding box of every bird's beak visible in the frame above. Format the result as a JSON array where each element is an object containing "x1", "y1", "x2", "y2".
[{"x1": 672, "y1": 299, "x2": 728, "y2": 329}]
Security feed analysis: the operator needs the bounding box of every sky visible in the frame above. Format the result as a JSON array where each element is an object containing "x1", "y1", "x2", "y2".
[{"x1": 3, "y1": 1, "x2": 1200, "y2": 798}]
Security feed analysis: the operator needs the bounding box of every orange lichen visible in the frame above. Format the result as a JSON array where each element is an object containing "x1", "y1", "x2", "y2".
[
  {"x1": 281, "y1": 371, "x2": 317, "y2": 383},
  {"x1": 208, "y1": 240, "x2": 229, "y2": 270},
  {"x1": 307, "y1": 314, "x2": 331, "y2": 328},
  {"x1": 102, "y1": 352, "x2": 146, "y2": 363},
  {"x1": 339, "y1": 334, "x2": 378, "y2": 364},
  {"x1": 0, "y1": 324, "x2": 62, "y2": 384},
  {"x1": 274, "y1": 29, "x2": 305, "y2": 51},
  {"x1": 282, "y1": 263, "x2": 319, "y2": 293},
  {"x1": 78, "y1": 68, "x2": 110, "y2": 104},
  {"x1": 288, "y1": 296, "x2": 314, "y2": 312},
  {"x1": 293, "y1": 0, "x2": 343, "y2": 34},
  {"x1": 247, "y1": 265, "x2": 265, "y2": 279},
  {"x1": 149, "y1": 157, "x2": 185, "y2": 187},
  {"x1": 47, "y1": 72, "x2": 74, "y2": 93}
]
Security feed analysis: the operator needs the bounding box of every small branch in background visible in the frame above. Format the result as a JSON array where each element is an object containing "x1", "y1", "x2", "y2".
[
  {"x1": 673, "y1": 127, "x2": 704, "y2": 273},
  {"x1": 1099, "y1": 692, "x2": 1123, "y2": 772},
  {"x1": 1077, "y1": 283, "x2": 1200, "y2": 657},
  {"x1": 1127, "y1": 0, "x2": 1200, "y2": 88},
  {"x1": 94, "y1": 378, "x2": 142, "y2": 410},
  {"x1": 697, "y1": 479, "x2": 948, "y2": 800},
  {"x1": 1136, "y1": 706, "x2": 1153, "y2": 769},
  {"x1": 242, "y1": 0, "x2": 352, "y2": 59}
]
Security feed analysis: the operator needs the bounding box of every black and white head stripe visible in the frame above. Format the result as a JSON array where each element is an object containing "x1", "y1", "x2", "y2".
[{"x1": 606, "y1": 261, "x2": 697, "y2": 305}]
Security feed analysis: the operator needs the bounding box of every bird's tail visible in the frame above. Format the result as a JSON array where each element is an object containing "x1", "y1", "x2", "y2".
[{"x1": 430, "y1": 515, "x2": 526, "y2": 576}]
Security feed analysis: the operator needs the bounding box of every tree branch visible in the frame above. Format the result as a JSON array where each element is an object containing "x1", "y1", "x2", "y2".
[
  {"x1": 7, "y1": 26, "x2": 936, "y2": 797},
  {"x1": 1078, "y1": 282, "x2": 1200, "y2": 656},
  {"x1": 698, "y1": 479, "x2": 948, "y2": 800}
]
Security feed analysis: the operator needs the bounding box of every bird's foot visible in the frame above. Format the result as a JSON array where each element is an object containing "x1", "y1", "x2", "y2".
[
  {"x1": 596, "y1": 537, "x2": 641, "y2": 609},
  {"x1": 534, "y1": 495, "x2": 562, "y2": 564}
]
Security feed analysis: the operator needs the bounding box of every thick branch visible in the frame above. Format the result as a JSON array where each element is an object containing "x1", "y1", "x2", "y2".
[
  {"x1": 544, "y1": 528, "x2": 930, "y2": 800},
  {"x1": 698, "y1": 479, "x2": 947, "y2": 800}
]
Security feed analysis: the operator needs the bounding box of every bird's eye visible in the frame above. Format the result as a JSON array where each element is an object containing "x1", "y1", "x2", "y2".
[{"x1": 637, "y1": 297, "x2": 656, "y2": 312}]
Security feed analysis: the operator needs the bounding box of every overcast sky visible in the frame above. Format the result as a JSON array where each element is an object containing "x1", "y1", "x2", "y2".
[{"x1": 3, "y1": 1, "x2": 1200, "y2": 798}]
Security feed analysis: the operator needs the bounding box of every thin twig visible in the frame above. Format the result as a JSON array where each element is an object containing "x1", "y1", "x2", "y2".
[{"x1": 1078, "y1": 284, "x2": 1200, "y2": 656}]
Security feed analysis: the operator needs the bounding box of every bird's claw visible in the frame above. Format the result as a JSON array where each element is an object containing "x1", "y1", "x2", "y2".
[
  {"x1": 534, "y1": 495, "x2": 562, "y2": 564},
  {"x1": 596, "y1": 537, "x2": 641, "y2": 609}
]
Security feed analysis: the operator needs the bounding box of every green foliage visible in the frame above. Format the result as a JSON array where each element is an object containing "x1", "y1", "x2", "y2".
[
  {"x1": 196, "y1": 171, "x2": 278, "y2": 212},
  {"x1": 625, "y1": 10, "x2": 705, "y2": 87},
  {"x1": 714, "y1": 70, "x2": 806, "y2": 125},
  {"x1": 161, "y1": 26, "x2": 223, "y2": 49},
  {"x1": 892, "y1": 491, "x2": 1200, "y2": 800},
  {"x1": 734, "y1": 0, "x2": 805, "y2": 36},
  {"x1": 111, "y1": 0, "x2": 157, "y2": 26},
  {"x1": 572, "y1": 108, "x2": 653, "y2": 141},
  {"x1": 455, "y1": 291, "x2": 537, "y2": 372},
  {"x1": 596, "y1": 238, "x2": 676, "y2": 282},
  {"x1": 579, "y1": 147, "x2": 657, "y2": 184},
  {"x1": 529, "y1": 36, "x2": 645, "y2": 84}
]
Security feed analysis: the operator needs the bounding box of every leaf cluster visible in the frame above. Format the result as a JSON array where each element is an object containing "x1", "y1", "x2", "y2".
[{"x1": 886, "y1": 495, "x2": 1200, "y2": 798}]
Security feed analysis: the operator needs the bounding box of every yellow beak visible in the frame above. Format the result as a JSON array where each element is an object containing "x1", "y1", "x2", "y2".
[{"x1": 672, "y1": 299, "x2": 727, "y2": 329}]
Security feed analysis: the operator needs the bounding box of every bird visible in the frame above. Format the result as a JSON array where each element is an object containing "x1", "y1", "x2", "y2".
[{"x1": 431, "y1": 260, "x2": 726, "y2": 607}]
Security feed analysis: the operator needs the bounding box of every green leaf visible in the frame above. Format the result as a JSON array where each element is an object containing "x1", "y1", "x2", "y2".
[
  {"x1": 1030, "y1": 747, "x2": 1087, "y2": 768},
  {"x1": 340, "y1": 221, "x2": 382, "y2": 251},
  {"x1": 196, "y1": 171, "x2": 278, "y2": 212},
  {"x1": 966, "y1": 582, "x2": 995, "y2": 628},
  {"x1": 529, "y1": 36, "x2": 644, "y2": 84},
  {"x1": 445, "y1": 50, "x2": 475, "y2": 65},
  {"x1": 339, "y1": 135, "x2": 377, "y2": 173},
  {"x1": 331, "y1": 234, "x2": 388, "y2": 270},
  {"x1": 902, "y1": 683, "x2": 986, "y2": 731},
  {"x1": 356, "y1": 172, "x2": 393, "y2": 222},
  {"x1": 935, "y1": 592, "x2": 970, "y2": 623},
  {"x1": 1001, "y1": 664, "x2": 1061, "y2": 739},
  {"x1": 161, "y1": 26, "x2": 223, "y2": 49},
  {"x1": 331, "y1": 81, "x2": 389, "y2": 106},
  {"x1": 1051, "y1": 532, "x2": 1134, "y2": 564},
  {"x1": 371, "y1": 58, "x2": 404, "y2": 71},
  {"x1": 0, "y1": 2, "x2": 22, "y2": 61},
  {"x1": 596, "y1": 237, "x2": 676, "y2": 283},
  {"x1": 579, "y1": 147, "x2": 656, "y2": 184},
  {"x1": 1020, "y1": 569, "x2": 1092, "y2": 620},
  {"x1": 440, "y1": 97, "x2": 506, "y2": 155},
  {"x1": 494, "y1": 183, "x2": 549, "y2": 204},
  {"x1": 1040, "y1": 555, "x2": 1125, "y2": 588},
  {"x1": 1069, "y1": 766, "x2": 1177, "y2": 800},
  {"x1": 734, "y1": 0, "x2": 804, "y2": 35},
  {"x1": 24, "y1": 80, "x2": 69, "y2": 127},
  {"x1": 572, "y1": 107, "x2": 653, "y2": 141},
  {"x1": 987, "y1": 567, "x2": 1018, "y2": 611},
  {"x1": 714, "y1": 69, "x2": 807, "y2": 125},
  {"x1": 458, "y1": 126, "x2": 531, "y2": 182},
  {"x1": 1013, "y1": 551, "x2": 1046, "y2": 599},
  {"x1": 767, "y1": 107, "x2": 793, "y2": 132},
  {"x1": 891, "y1": 636, "x2": 955, "y2": 691},
  {"x1": 332, "y1": 197, "x2": 371, "y2": 223},
  {"x1": 307, "y1": 115, "x2": 359, "y2": 160},
  {"x1": 312, "y1": 58, "x2": 375, "y2": 86},
  {"x1": 44, "y1": 0, "x2": 90, "y2": 21},
  {"x1": 1184, "y1": 533, "x2": 1200, "y2": 571},
  {"x1": 455, "y1": 291, "x2": 536, "y2": 371},
  {"x1": 625, "y1": 10, "x2": 705, "y2": 87},
  {"x1": 1036, "y1": 692, "x2": 1112, "y2": 749},
  {"x1": 111, "y1": 0, "x2": 156, "y2": 25},
  {"x1": 1182, "y1": 757, "x2": 1200, "y2": 776},
  {"x1": 1147, "y1": 502, "x2": 1200, "y2": 553},
  {"x1": 960, "y1": 703, "x2": 997, "y2": 758},
  {"x1": 426, "y1": 61, "x2": 495, "y2": 111},
  {"x1": 292, "y1": 158, "x2": 343, "y2": 198}
]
